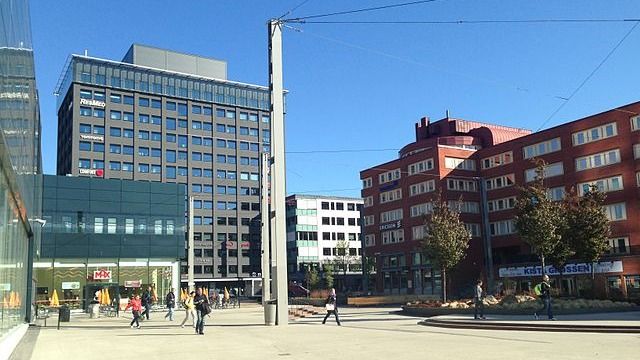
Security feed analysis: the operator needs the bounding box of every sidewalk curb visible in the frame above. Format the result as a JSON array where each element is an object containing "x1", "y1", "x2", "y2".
[{"x1": 418, "y1": 318, "x2": 640, "y2": 334}]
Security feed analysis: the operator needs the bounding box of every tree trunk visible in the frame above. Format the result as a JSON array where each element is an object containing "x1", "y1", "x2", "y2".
[
  {"x1": 442, "y1": 268, "x2": 447, "y2": 303},
  {"x1": 540, "y1": 254, "x2": 546, "y2": 277}
]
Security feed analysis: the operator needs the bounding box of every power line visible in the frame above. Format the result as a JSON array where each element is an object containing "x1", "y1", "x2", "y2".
[
  {"x1": 297, "y1": 18, "x2": 640, "y2": 25},
  {"x1": 286, "y1": 148, "x2": 399, "y2": 154},
  {"x1": 536, "y1": 21, "x2": 640, "y2": 131},
  {"x1": 284, "y1": 0, "x2": 439, "y2": 22},
  {"x1": 278, "y1": 0, "x2": 314, "y2": 20}
]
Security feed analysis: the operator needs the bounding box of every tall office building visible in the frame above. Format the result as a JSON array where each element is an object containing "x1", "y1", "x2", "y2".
[
  {"x1": 55, "y1": 44, "x2": 271, "y2": 294},
  {"x1": 361, "y1": 102, "x2": 640, "y2": 300},
  {"x1": 0, "y1": 0, "x2": 43, "y2": 355},
  {"x1": 286, "y1": 194, "x2": 364, "y2": 290}
]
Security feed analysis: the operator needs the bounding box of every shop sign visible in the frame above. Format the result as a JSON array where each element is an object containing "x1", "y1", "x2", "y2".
[
  {"x1": 241, "y1": 241, "x2": 250, "y2": 249},
  {"x1": 61, "y1": 282, "x2": 80, "y2": 290},
  {"x1": 498, "y1": 261, "x2": 623, "y2": 278},
  {"x1": 80, "y1": 98, "x2": 106, "y2": 108},
  {"x1": 0, "y1": 283, "x2": 10, "y2": 291},
  {"x1": 79, "y1": 168, "x2": 104, "y2": 177},
  {"x1": 125, "y1": 280, "x2": 142, "y2": 288},
  {"x1": 80, "y1": 134, "x2": 104, "y2": 142},
  {"x1": 93, "y1": 269, "x2": 112, "y2": 280},
  {"x1": 379, "y1": 220, "x2": 402, "y2": 231},
  {"x1": 225, "y1": 241, "x2": 237, "y2": 249}
]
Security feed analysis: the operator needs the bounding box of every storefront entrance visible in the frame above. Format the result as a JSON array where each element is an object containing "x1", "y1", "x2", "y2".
[{"x1": 84, "y1": 283, "x2": 119, "y2": 311}]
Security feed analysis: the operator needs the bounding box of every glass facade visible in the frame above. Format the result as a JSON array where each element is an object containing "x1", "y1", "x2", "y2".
[
  {"x1": 0, "y1": 0, "x2": 43, "y2": 341},
  {"x1": 36, "y1": 176, "x2": 184, "y2": 310}
]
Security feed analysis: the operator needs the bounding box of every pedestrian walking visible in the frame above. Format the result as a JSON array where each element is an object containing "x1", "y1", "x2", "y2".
[
  {"x1": 141, "y1": 286, "x2": 152, "y2": 320},
  {"x1": 534, "y1": 275, "x2": 555, "y2": 320},
  {"x1": 164, "y1": 288, "x2": 176, "y2": 321},
  {"x1": 473, "y1": 279, "x2": 486, "y2": 320},
  {"x1": 180, "y1": 291, "x2": 196, "y2": 329},
  {"x1": 322, "y1": 288, "x2": 341, "y2": 326},
  {"x1": 112, "y1": 293, "x2": 120, "y2": 317},
  {"x1": 125, "y1": 295, "x2": 142, "y2": 329},
  {"x1": 193, "y1": 288, "x2": 209, "y2": 335}
]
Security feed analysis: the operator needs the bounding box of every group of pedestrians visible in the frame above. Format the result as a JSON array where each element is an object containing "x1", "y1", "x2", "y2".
[
  {"x1": 472, "y1": 274, "x2": 555, "y2": 321},
  {"x1": 124, "y1": 287, "x2": 210, "y2": 334}
]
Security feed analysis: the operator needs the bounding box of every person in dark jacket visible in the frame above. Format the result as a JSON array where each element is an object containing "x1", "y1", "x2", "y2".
[
  {"x1": 322, "y1": 288, "x2": 341, "y2": 326},
  {"x1": 193, "y1": 287, "x2": 209, "y2": 335},
  {"x1": 164, "y1": 288, "x2": 176, "y2": 321},
  {"x1": 141, "y1": 286, "x2": 152, "y2": 320},
  {"x1": 534, "y1": 275, "x2": 555, "y2": 320},
  {"x1": 473, "y1": 279, "x2": 486, "y2": 320}
]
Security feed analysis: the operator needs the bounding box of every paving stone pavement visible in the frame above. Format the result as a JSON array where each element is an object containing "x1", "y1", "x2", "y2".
[{"x1": 19, "y1": 305, "x2": 640, "y2": 360}]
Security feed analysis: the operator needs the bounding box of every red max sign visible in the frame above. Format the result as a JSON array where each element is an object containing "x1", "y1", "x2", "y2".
[{"x1": 93, "y1": 269, "x2": 112, "y2": 280}]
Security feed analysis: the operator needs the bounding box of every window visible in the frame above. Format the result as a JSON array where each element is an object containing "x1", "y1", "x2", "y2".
[
  {"x1": 380, "y1": 189, "x2": 402, "y2": 204},
  {"x1": 363, "y1": 215, "x2": 375, "y2": 226},
  {"x1": 123, "y1": 112, "x2": 134, "y2": 122},
  {"x1": 445, "y1": 157, "x2": 476, "y2": 171},
  {"x1": 465, "y1": 223, "x2": 481, "y2": 237},
  {"x1": 572, "y1": 122, "x2": 617, "y2": 145},
  {"x1": 523, "y1": 138, "x2": 561, "y2": 159},
  {"x1": 603, "y1": 203, "x2": 626, "y2": 221},
  {"x1": 490, "y1": 219, "x2": 516, "y2": 236},
  {"x1": 107, "y1": 218, "x2": 117, "y2": 234},
  {"x1": 109, "y1": 144, "x2": 121, "y2": 154},
  {"x1": 125, "y1": 219, "x2": 134, "y2": 234},
  {"x1": 151, "y1": 116, "x2": 161, "y2": 125},
  {"x1": 166, "y1": 101, "x2": 177, "y2": 111},
  {"x1": 607, "y1": 237, "x2": 630, "y2": 254},
  {"x1": 78, "y1": 159, "x2": 90, "y2": 169},
  {"x1": 178, "y1": 135, "x2": 188, "y2": 148},
  {"x1": 123, "y1": 95, "x2": 134, "y2": 105},
  {"x1": 138, "y1": 147, "x2": 150, "y2": 156},
  {"x1": 93, "y1": 125, "x2": 104, "y2": 135},
  {"x1": 166, "y1": 118, "x2": 176, "y2": 130},
  {"x1": 575, "y1": 149, "x2": 620, "y2": 171},
  {"x1": 139, "y1": 97, "x2": 149, "y2": 107},
  {"x1": 409, "y1": 180, "x2": 435, "y2": 196},
  {"x1": 79, "y1": 106, "x2": 92, "y2": 116},
  {"x1": 363, "y1": 196, "x2": 373, "y2": 208},
  {"x1": 138, "y1": 131, "x2": 149, "y2": 140},
  {"x1": 412, "y1": 225, "x2": 428, "y2": 240},
  {"x1": 122, "y1": 145, "x2": 134, "y2": 155},
  {"x1": 192, "y1": 105, "x2": 202, "y2": 114},
  {"x1": 488, "y1": 197, "x2": 516, "y2": 212},
  {"x1": 362, "y1": 177, "x2": 372, "y2": 189},
  {"x1": 151, "y1": 99, "x2": 161, "y2": 109},
  {"x1": 166, "y1": 166, "x2": 176, "y2": 179},
  {"x1": 408, "y1": 159, "x2": 433, "y2": 175},
  {"x1": 151, "y1": 165, "x2": 161, "y2": 174},
  {"x1": 578, "y1": 175, "x2": 623, "y2": 195},
  {"x1": 122, "y1": 162, "x2": 134, "y2": 172},
  {"x1": 482, "y1": 151, "x2": 513, "y2": 169},
  {"x1": 110, "y1": 127, "x2": 121, "y2": 137},
  {"x1": 166, "y1": 134, "x2": 176, "y2": 143},
  {"x1": 547, "y1": 187, "x2": 565, "y2": 201},
  {"x1": 110, "y1": 111, "x2": 122, "y2": 120},
  {"x1": 79, "y1": 124, "x2": 91, "y2": 133},
  {"x1": 410, "y1": 203, "x2": 432, "y2": 217},
  {"x1": 123, "y1": 129, "x2": 133, "y2": 138},
  {"x1": 379, "y1": 168, "x2": 401, "y2": 184},
  {"x1": 448, "y1": 200, "x2": 480, "y2": 214},
  {"x1": 151, "y1": 132, "x2": 162, "y2": 141},
  {"x1": 485, "y1": 174, "x2": 515, "y2": 190},
  {"x1": 524, "y1": 162, "x2": 564, "y2": 182},
  {"x1": 79, "y1": 141, "x2": 91, "y2": 151},
  {"x1": 380, "y1": 209, "x2": 403, "y2": 223},
  {"x1": 94, "y1": 217, "x2": 104, "y2": 234},
  {"x1": 447, "y1": 178, "x2": 478, "y2": 192},
  {"x1": 92, "y1": 160, "x2": 104, "y2": 169},
  {"x1": 631, "y1": 115, "x2": 640, "y2": 131},
  {"x1": 382, "y1": 229, "x2": 404, "y2": 245},
  {"x1": 93, "y1": 143, "x2": 104, "y2": 153},
  {"x1": 110, "y1": 94, "x2": 121, "y2": 103},
  {"x1": 364, "y1": 234, "x2": 375, "y2": 247}
]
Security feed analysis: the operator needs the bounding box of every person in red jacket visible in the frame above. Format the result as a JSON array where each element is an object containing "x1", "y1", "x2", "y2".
[{"x1": 125, "y1": 295, "x2": 143, "y2": 329}]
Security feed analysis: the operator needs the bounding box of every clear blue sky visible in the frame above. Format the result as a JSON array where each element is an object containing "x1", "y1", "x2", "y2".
[{"x1": 30, "y1": 0, "x2": 640, "y2": 197}]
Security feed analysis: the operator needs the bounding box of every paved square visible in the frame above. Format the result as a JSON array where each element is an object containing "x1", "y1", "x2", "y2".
[{"x1": 21, "y1": 305, "x2": 640, "y2": 360}]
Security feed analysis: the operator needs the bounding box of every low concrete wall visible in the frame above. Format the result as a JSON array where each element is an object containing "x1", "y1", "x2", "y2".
[
  {"x1": 402, "y1": 305, "x2": 640, "y2": 317},
  {"x1": 348, "y1": 294, "x2": 440, "y2": 307}
]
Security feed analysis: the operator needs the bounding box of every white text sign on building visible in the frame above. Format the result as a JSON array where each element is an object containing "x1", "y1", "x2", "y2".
[
  {"x1": 498, "y1": 261, "x2": 623, "y2": 278},
  {"x1": 79, "y1": 98, "x2": 106, "y2": 108}
]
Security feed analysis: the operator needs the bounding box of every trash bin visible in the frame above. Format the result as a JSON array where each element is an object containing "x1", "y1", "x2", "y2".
[
  {"x1": 59, "y1": 305, "x2": 70, "y2": 322},
  {"x1": 89, "y1": 303, "x2": 100, "y2": 319},
  {"x1": 264, "y1": 301, "x2": 276, "y2": 326}
]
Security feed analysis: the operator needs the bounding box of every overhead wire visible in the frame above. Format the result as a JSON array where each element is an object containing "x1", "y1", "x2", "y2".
[
  {"x1": 284, "y1": 0, "x2": 440, "y2": 22},
  {"x1": 535, "y1": 20, "x2": 640, "y2": 131},
  {"x1": 278, "y1": 0, "x2": 314, "y2": 20},
  {"x1": 295, "y1": 19, "x2": 640, "y2": 24}
]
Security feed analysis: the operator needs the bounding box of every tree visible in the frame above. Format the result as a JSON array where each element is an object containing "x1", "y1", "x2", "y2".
[
  {"x1": 514, "y1": 160, "x2": 564, "y2": 277},
  {"x1": 333, "y1": 240, "x2": 356, "y2": 291},
  {"x1": 563, "y1": 185, "x2": 610, "y2": 278},
  {"x1": 305, "y1": 266, "x2": 320, "y2": 290},
  {"x1": 420, "y1": 193, "x2": 471, "y2": 302},
  {"x1": 323, "y1": 263, "x2": 334, "y2": 289}
]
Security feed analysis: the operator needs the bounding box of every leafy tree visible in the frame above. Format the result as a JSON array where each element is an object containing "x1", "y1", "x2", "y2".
[
  {"x1": 323, "y1": 263, "x2": 334, "y2": 289},
  {"x1": 420, "y1": 193, "x2": 471, "y2": 302},
  {"x1": 333, "y1": 240, "x2": 356, "y2": 291},
  {"x1": 564, "y1": 185, "x2": 610, "y2": 277},
  {"x1": 305, "y1": 266, "x2": 320, "y2": 290},
  {"x1": 514, "y1": 160, "x2": 564, "y2": 277}
]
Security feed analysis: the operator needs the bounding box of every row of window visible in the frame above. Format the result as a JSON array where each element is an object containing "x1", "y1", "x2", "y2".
[
  {"x1": 320, "y1": 201, "x2": 360, "y2": 211},
  {"x1": 321, "y1": 232, "x2": 360, "y2": 241},
  {"x1": 320, "y1": 217, "x2": 360, "y2": 226},
  {"x1": 322, "y1": 247, "x2": 362, "y2": 256}
]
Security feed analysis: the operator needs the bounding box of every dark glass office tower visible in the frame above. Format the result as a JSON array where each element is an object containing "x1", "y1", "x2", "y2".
[{"x1": 55, "y1": 44, "x2": 270, "y2": 294}]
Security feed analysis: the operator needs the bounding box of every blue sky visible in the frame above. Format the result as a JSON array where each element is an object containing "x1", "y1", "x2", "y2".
[{"x1": 30, "y1": 0, "x2": 640, "y2": 197}]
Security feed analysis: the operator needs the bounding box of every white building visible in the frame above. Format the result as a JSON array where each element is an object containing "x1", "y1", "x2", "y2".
[{"x1": 286, "y1": 194, "x2": 364, "y2": 290}]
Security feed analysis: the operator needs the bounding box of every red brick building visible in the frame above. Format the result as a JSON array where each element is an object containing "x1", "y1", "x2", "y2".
[{"x1": 360, "y1": 101, "x2": 640, "y2": 300}]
